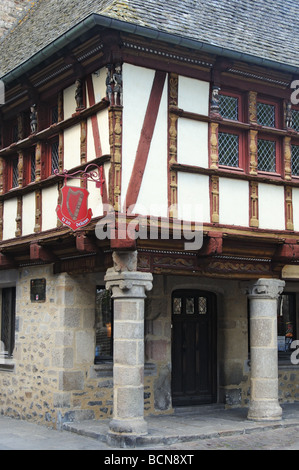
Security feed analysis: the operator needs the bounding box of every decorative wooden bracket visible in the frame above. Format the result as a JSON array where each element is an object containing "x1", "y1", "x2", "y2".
[
  {"x1": 0, "y1": 253, "x2": 16, "y2": 268},
  {"x1": 198, "y1": 231, "x2": 223, "y2": 257},
  {"x1": 75, "y1": 232, "x2": 98, "y2": 253},
  {"x1": 273, "y1": 240, "x2": 299, "y2": 262},
  {"x1": 30, "y1": 243, "x2": 57, "y2": 262}
]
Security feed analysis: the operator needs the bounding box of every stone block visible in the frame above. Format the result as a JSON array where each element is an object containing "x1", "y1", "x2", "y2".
[{"x1": 59, "y1": 371, "x2": 84, "y2": 391}]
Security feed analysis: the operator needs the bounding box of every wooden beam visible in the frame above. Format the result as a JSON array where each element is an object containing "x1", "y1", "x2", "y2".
[{"x1": 198, "y1": 232, "x2": 223, "y2": 257}]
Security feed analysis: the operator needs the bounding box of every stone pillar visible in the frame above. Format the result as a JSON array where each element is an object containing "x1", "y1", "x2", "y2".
[
  {"x1": 244, "y1": 278, "x2": 285, "y2": 421},
  {"x1": 105, "y1": 251, "x2": 153, "y2": 445}
]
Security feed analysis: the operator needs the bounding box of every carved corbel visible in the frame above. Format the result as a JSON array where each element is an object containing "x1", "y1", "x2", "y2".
[{"x1": 30, "y1": 242, "x2": 57, "y2": 262}]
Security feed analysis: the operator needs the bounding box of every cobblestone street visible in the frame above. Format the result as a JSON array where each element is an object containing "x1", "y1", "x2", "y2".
[{"x1": 154, "y1": 426, "x2": 299, "y2": 450}]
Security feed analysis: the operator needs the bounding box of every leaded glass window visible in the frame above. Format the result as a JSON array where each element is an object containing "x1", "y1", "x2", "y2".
[
  {"x1": 51, "y1": 141, "x2": 59, "y2": 174},
  {"x1": 292, "y1": 144, "x2": 299, "y2": 176},
  {"x1": 173, "y1": 298, "x2": 182, "y2": 314},
  {"x1": 219, "y1": 94, "x2": 238, "y2": 120},
  {"x1": 12, "y1": 158, "x2": 18, "y2": 188},
  {"x1": 218, "y1": 132, "x2": 239, "y2": 167},
  {"x1": 31, "y1": 150, "x2": 36, "y2": 182},
  {"x1": 198, "y1": 297, "x2": 207, "y2": 314},
  {"x1": 292, "y1": 109, "x2": 299, "y2": 132},
  {"x1": 257, "y1": 102, "x2": 275, "y2": 127},
  {"x1": 258, "y1": 139, "x2": 276, "y2": 172}
]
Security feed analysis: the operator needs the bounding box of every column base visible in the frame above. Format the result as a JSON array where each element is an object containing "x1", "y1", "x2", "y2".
[
  {"x1": 247, "y1": 401, "x2": 282, "y2": 421},
  {"x1": 107, "y1": 418, "x2": 148, "y2": 447}
]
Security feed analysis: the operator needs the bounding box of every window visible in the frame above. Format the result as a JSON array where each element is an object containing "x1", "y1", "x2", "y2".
[
  {"x1": 257, "y1": 138, "x2": 276, "y2": 172},
  {"x1": 292, "y1": 109, "x2": 299, "y2": 132},
  {"x1": 30, "y1": 149, "x2": 36, "y2": 182},
  {"x1": 291, "y1": 144, "x2": 299, "y2": 176},
  {"x1": 95, "y1": 287, "x2": 113, "y2": 363},
  {"x1": 218, "y1": 131, "x2": 239, "y2": 167},
  {"x1": 0, "y1": 287, "x2": 16, "y2": 358},
  {"x1": 219, "y1": 94, "x2": 239, "y2": 120},
  {"x1": 257, "y1": 102, "x2": 276, "y2": 127},
  {"x1": 51, "y1": 140, "x2": 59, "y2": 175},
  {"x1": 277, "y1": 294, "x2": 296, "y2": 356},
  {"x1": 11, "y1": 158, "x2": 19, "y2": 188}
]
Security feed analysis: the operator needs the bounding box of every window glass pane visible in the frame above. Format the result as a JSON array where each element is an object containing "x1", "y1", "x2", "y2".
[
  {"x1": 51, "y1": 105, "x2": 58, "y2": 125},
  {"x1": 292, "y1": 109, "x2": 299, "y2": 132},
  {"x1": 258, "y1": 139, "x2": 276, "y2": 172},
  {"x1": 257, "y1": 102, "x2": 275, "y2": 127},
  {"x1": 277, "y1": 294, "x2": 296, "y2": 353},
  {"x1": 291, "y1": 144, "x2": 299, "y2": 176},
  {"x1": 218, "y1": 132, "x2": 239, "y2": 167},
  {"x1": 95, "y1": 287, "x2": 113, "y2": 362},
  {"x1": 219, "y1": 95, "x2": 238, "y2": 120},
  {"x1": 31, "y1": 150, "x2": 36, "y2": 182},
  {"x1": 173, "y1": 298, "x2": 181, "y2": 314},
  {"x1": 198, "y1": 297, "x2": 207, "y2": 314},
  {"x1": 12, "y1": 159, "x2": 18, "y2": 188},
  {"x1": 51, "y1": 141, "x2": 59, "y2": 174},
  {"x1": 186, "y1": 298, "x2": 194, "y2": 314}
]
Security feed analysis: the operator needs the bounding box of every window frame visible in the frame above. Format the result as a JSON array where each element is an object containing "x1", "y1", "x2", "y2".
[
  {"x1": 0, "y1": 287, "x2": 16, "y2": 359},
  {"x1": 218, "y1": 125, "x2": 246, "y2": 172},
  {"x1": 257, "y1": 133, "x2": 282, "y2": 176},
  {"x1": 94, "y1": 286, "x2": 113, "y2": 364},
  {"x1": 256, "y1": 97, "x2": 281, "y2": 129}
]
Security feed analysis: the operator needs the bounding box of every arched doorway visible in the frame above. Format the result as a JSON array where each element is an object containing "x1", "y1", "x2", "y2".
[{"x1": 171, "y1": 290, "x2": 217, "y2": 406}]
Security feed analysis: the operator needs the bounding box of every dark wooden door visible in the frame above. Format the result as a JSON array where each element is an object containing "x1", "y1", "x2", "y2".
[{"x1": 171, "y1": 290, "x2": 217, "y2": 406}]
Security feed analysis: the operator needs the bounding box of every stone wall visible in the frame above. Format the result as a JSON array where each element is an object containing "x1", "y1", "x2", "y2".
[
  {"x1": 1, "y1": 266, "x2": 298, "y2": 428},
  {"x1": 0, "y1": 0, "x2": 31, "y2": 38},
  {"x1": 0, "y1": 265, "x2": 115, "y2": 428}
]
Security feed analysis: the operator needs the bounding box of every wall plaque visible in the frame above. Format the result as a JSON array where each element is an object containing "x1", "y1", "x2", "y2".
[{"x1": 30, "y1": 278, "x2": 46, "y2": 302}]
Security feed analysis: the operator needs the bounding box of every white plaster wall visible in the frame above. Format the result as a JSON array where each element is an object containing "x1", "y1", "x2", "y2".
[
  {"x1": 293, "y1": 188, "x2": 299, "y2": 232},
  {"x1": 177, "y1": 118, "x2": 209, "y2": 167},
  {"x1": 219, "y1": 178, "x2": 249, "y2": 227},
  {"x1": 87, "y1": 110, "x2": 110, "y2": 162},
  {"x1": 134, "y1": 78, "x2": 168, "y2": 217},
  {"x1": 63, "y1": 84, "x2": 77, "y2": 119},
  {"x1": 258, "y1": 183, "x2": 285, "y2": 230},
  {"x1": 22, "y1": 192, "x2": 36, "y2": 236},
  {"x1": 64, "y1": 124, "x2": 81, "y2": 169},
  {"x1": 3, "y1": 198, "x2": 17, "y2": 240},
  {"x1": 91, "y1": 69, "x2": 106, "y2": 103},
  {"x1": 122, "y1": 64, "x2": 156, "y2": 210},
  {"x1": 87, "y1": 181, "x2": 103, "y2": 218},
  {"x1": 177, "y1": 172, "x2": 210, "y2": 223},
  {"x1": 178, "y1": 76, "x2": 209, "y2": 115},
  {"x1": 42, "y1": 185, "x2": 59, "y2": 231},
  {"x1": 97, "y1": 109, "x2": 110, "y2": 156}
]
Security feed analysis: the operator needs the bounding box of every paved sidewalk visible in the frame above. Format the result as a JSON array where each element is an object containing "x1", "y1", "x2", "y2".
[
  {"x1": 1, "y1": 403, "x2": 299, "y2": 450},
  {"x1": 63, "y1": 403, "x2": 299, "y2": 448}
]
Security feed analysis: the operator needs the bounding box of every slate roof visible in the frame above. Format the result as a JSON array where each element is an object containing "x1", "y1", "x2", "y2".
[{"x1": 0, "y1": 0, "x2": 298, "y2": 79}]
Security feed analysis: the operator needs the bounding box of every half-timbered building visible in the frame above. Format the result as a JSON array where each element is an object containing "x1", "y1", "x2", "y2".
[{"x1": 0, "y1": 0, "x2": 299, "y2": 443}]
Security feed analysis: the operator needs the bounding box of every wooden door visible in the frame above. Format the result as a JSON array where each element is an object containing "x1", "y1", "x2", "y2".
[{"x1": 171, "y1": 290, "x2": 217, "y2": 406}]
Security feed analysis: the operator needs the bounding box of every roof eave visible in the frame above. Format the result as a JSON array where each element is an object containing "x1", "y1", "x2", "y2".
[{"x1": 1, "y1": 13, "x2": 298, "y2": 85}]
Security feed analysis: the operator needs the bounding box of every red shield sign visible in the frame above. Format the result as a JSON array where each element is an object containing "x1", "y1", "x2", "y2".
[{"x1": 56, "y1": 185, "x2": 92, "y2": 230}]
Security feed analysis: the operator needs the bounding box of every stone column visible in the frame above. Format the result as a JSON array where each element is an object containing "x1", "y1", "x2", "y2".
[
  {"x1": 105, "y1": 251, "x2": 153, "y2": 445},
  {"x1": 244, "y1": 278, "x2": 285, "y2": 421}
]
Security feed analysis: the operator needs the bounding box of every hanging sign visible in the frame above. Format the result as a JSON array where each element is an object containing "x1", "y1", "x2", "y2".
[
  {"x1": 55, "y1": 164, "x2": 104, "y2": 231},
  {"x1": 56, "y1": 185, "x2": 92, "y2": 230}
]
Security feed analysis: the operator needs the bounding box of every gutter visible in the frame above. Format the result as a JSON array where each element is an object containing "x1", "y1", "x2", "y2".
[{"x1": 1, "y1": 13, "x2": 299, "y2": 85}]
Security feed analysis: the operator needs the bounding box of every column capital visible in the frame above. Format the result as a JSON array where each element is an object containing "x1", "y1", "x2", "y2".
[
  {"x1": 105, "y1": 269, "x2": 153, "y2": 299},
  {"x1": 241, "y1": 278, "x2": 285, "y2": 299}
]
